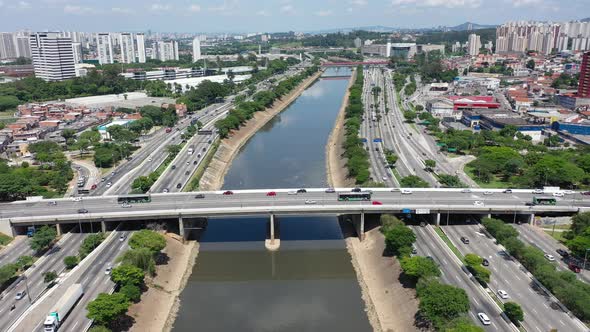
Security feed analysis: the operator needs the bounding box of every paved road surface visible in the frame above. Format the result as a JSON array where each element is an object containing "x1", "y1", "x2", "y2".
[{"x1": 0, "y1": 237, "x2": 33, "y2": 266}]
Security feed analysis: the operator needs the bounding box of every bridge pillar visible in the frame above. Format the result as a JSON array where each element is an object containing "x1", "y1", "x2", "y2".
[
  {"x1": 528, "y1": 213, "x2": 535, "y2": 225},
  {"x1": 486, "y1": 213, "x2": 492, "y2": 219},
  {"x1": 178, "y1": 215, "x2": 185, "y2": 243},
  {"x1": 434, "y1": 213, "x2": 441, "y2": 226},
  {"x1": 352, "y1": 213, "x2": 365, "y2": 241},
  {"x1": 55, "y1": 223, "x2": 62, "y2": 236},
  {"x1": 100, "y1": 220, "x2": 106, "y2": 233},
  {"x1": 265, "y1": 214, "x2": 280, "y2": 251}
]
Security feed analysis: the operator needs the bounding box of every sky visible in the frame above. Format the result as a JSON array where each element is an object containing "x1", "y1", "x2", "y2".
[{"x1": 0, "y1": 0, "x2": 588, "y2": 33}]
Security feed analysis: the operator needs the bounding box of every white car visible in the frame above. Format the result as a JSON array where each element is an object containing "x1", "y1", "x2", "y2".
[
  {"x1": 544, "y1": 254, "x2": 556, "y2": 261},
  {"x1": 288, "y1": 191, "x2": 298, "y2": 195},
  {"x1": 483, "y1": 191, "x2": 493, "y2": 195},
  {"x1": 401, "y1": 189, "x2": 413, "y2": 195},
  {"x1": 105, "y1": 266, "x2": 112, "y2": 275},
  {"x1": 563, "y1": 190, "x2": 574, "y2": 195},
  {"x1": 304, "y1": 200, "x2": 317, "y2": 205},
  {"x1": 72, "y1": 197, "x2": 82, "y2": 202},
  {"x1": 15, "y1": 291, "x2": 26, "y2": 300},
  {"x1": 461, "y1": 188, "x2": 472, "y2": 193},
  {"x1": 477, "y1": 312, "x2": 491, "y2": 325},
  {"x1": 473, "y1": 201, "x2": 484, "y2": 207},
  {"x1": 532, "y1": 189, "x2": 544, "y2": 194},
  {"x1": 121, "y1": 203, "x2": 132, "y2": 208},
  {"x1": 552, "y1": 192, "x2": 564, "y2": 197},
  {"x1": 105, "y1": 182, "x2": 112, "y2": 188},
  {"x1": 382, "y1": 176, "x2": 388, "y2": 181},
  {"x1": 497, "y1": 289, "x2": 509, "y2": 299}
]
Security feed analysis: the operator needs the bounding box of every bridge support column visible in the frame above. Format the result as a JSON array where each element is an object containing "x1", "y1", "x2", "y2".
[
  {"x1": 434, "y1": 213, "x2": 441, "y2": 226},
  {"x1": 56, "y1": 223, "x2": 62, "y2": 237},
  {"x1": 265, "y1": 214, "x2": 280, "y2": 251},
  {"x1": 529, "y1": 213, "x2": 535, "y2": 225},
  {"x1": 178, "y1": 215, "x2": 185, "y2": 243},
  {"x1": 486, "y1": 213, "x2": 492, "y2": 219},
  {"x1": 100, "y1": 220, "x2": 106, "y2": 233},
  {"x1": 352, "y1": 213, "x2": 365, "y2": 241}
]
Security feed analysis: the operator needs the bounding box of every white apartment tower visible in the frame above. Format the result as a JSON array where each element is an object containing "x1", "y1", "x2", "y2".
[
  {"x1": 119, "y1": 33, "x2": 136, "y2": 63},
  {"x1": 0, "y1": 32, "x2": 17, "y2": 59},
  {"x1": 30, "y1": 32, "x2": 75, "y2": 81},
  {"x1": 96, "y1": 33, "x2": 114, "y2": 64},
  {"x1": 192, "y1": 37, "x2": 201, "y2": 62},
  {"x1": 14, "y1": 35, "x2": 31, "y2": 58},
  {"x1": 157, "y1": 41, "x2": 179, "y2": 61},
  {"x1": 136, "y1": 33, "x2": 146, "y2": 63},
  {"x1": 467, "y1": 34, "x2": 481, "y2": 56},
  {"x1": 72, "y1": 42, "x2": 82, "y2": 63}
]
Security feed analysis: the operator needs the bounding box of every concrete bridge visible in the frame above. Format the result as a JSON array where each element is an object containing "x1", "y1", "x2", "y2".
[{"x1": 321, "y1": 61, "x2": 389, "y2": 67}]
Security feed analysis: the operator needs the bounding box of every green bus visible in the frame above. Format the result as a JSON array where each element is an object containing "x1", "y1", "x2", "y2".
[
  {"x1": 532, "y1": 196, "x2": 557, "y2": 205},
  {"x1": 338, "y1": 192, "x2": 372, "y2": 201},
  {"x1": 117, "y1": 194, "x2": 152, "y2": 204}
]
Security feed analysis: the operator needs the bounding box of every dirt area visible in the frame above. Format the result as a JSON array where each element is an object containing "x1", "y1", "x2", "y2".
[
  {"x1": 326, "y1": 69, "x2": 357, "y2": 188},
  {"x1": 199, "y1": 69, "x2": 325, "y2": 190},
  {"x1": 127, "y1": 235, "x2": 199, "y2": 332},
  {"x1": 346, "y1": 228, "x2": 420, "y2": 332}
]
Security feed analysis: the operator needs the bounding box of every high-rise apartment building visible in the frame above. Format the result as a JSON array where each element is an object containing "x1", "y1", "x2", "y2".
[
  {"x1": 136, "y1": 33, "x2": 146, "y2": 63},
  {"x1": 192, "y1": 37, "x2": 201, "y2": 62},
  {"x1": 96, "y1": 33, "x2": 114, "y2": 64},
  {"x1": 0, "y1": 32, "x2": 17, "y2": 59},
  {"x1": 157, "y1": 41, "x2": 178, "y2": 61},
  {"x1": 119, "y1": 33, "x2": 136, "y2": 63},
  {"x1": 496, "y1": 21, "x2": 590, "y2": 54},
  {"x1": 14, "y1": 35, "x2": 31, "y2": 58},
  {"x1": 30, "y1": 32, "x2": 75, "y2": 81},
  {"x1": 467, "y1": 34, "x2": 481, "y2": 56},
  {"x1": 72, "y1": 42, "x2": 82, "y2": 63},
  {"x1": 579, "y1": 51, "x2": 590, "y2": 98}
]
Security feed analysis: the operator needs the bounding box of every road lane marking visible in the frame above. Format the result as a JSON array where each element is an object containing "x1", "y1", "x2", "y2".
[
  {"x1": 71, "y1": 320, "x2": 80, "y2": 331},
  {"x1": 559, "y1": 320, "x2": 565, "y2": 326}
]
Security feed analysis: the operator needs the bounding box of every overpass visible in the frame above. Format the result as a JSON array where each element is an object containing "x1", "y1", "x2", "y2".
[
  {"x1": 321, "y1": 61, "x2": 389, "y2": 67},
  {"x1": 1, "y1": 188, "x2": 587, "y2": 246}
]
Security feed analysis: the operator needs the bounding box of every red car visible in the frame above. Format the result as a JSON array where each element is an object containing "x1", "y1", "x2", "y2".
[
  {"x1": 266, "y1": 191, "x2": 276, "y2": 196},
  {"x1": 91, "y1": 184, "x2": 97, "y2": 190},
  {"x1": 569, "y1": 262, "x2": 581, "y2": 273},
  {"x1": 223, "y1": 190, "x2": 234, "y2": 195},
  {"x1": 582, "y1": 191, "x2": 590, "y2": 196},
  {"x1": 372, "y1": 201, "x2": 383, "y2": 205}
]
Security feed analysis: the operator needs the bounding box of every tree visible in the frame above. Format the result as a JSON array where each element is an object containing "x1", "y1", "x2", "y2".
[
  {"x1": 119, "y1": 283, "x2": 141, "y2": 302},
  {"x1": 400, "y1": 175, "x2": 430, "y2": 188},
  {"x1": 504, "y1": 302, "x2": 524, "y2": 326},
  {"x1": 79, "y1": 233, "x2": 105, "y2": 259},
  {"x1": 526, "y1": 59, "x2": 535, "y2": 70},
  {"x1": 30, "y1": 226, "x2": 57, "y2": 253},
  {"x1": 16, "y1": 255, "x2": 34, "y2": 270},
  {"x1": 445, "y1": 317, "x2": 485, "y2": 332},
  {"x1": 403, "y1": 110, "x2": 417, "y2": 122},
  {"x1": 383, "y1": 224, "x2": 416, "y2": 256},
  {"x1": 424, "y1": 159, "x2": 436, "y2": 171},
  {"x1": 165, "y1": 144, "x2": 182, "y2": 156},
  {"x1": 129, "y1": 230, "x2": 166, "y2": 253},
  {"x1": 438, "y1": 174, "x2": 464, "y2": 188},
  {"x1": 0, "y1": 263, "x2": 18, "y2": 285},
  {"x1": 64, "y1": 256, "x2": 79, "y2": 269},
  {"x1": 0, "y1": 96, "x2": 20, "y2": 111},
  {"x1": 44, "y1": 270, "x2": 58, "y2": 283},
  {"x1": 131, "y1": 176, "x2": 154, "y2": 193},
  {"x1": 111, "y1": 264, "x2": 145, "y2": 286},
  {"x1": 89, "y1": 326, "x2": 112, "y2": 332},
  {"x1": 465, "y1": 253, "x2": 483, "y2": 266},
  {"x1": 61, "y1": 129, "x2": 76, "y2": 140},
  {"x1": 400, "y1": 256, "x2": 441, "y2": 280},
  {"x1": 416, "y1": 280, "x2": 470, "y2": 328},
  {"x1": 86, "y1": 293, "x2": 130, "y2": 326},
  {"x1": 380, "y1": 214, "x2": 403, "y2": 233},
  {"x1": 117, "y1": 248, "x2": 156, "y2": 275}
]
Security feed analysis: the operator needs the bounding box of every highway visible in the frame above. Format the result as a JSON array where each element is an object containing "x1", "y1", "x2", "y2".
[
  {"x1": 442, "y1": 224, "x2": 586, "y2": 332},
  {"x1": 0, "y1": 237, "x2": 33, "y2": 266},
  {"x1": 412, "y1": 225, "x2": 513, "y2": 331},
  {"x1": 0, "y1": 233, "x2": 86, "y2": 332},
  {"x1": 57, "y1": 231, "x2": 131, "y2": 332},
  {"x1": 514, "y1": 223, "x2": 590, "y2": 283}
]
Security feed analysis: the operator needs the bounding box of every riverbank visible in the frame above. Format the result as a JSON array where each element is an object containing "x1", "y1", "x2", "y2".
[
  {"x1": 127, "y1": 235, "x2": 199, "y2": 332},
  {"x1": 345, "y1": 228, "x2": 420, "y2": 332},
  {"x1": 199, "y1": 69, "x2": 324, "y2": 190},
  {"x1": 326, "y1": 69, "x2": 357, "y2": 188}
]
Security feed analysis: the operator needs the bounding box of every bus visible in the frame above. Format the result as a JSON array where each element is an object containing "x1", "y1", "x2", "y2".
[
  {"x1": 532, "y1": 196, "x2": 557, "y2": 205},
  {"x1": 338, "y1": 192, "x2": 372, "y2": 201},
  {"x1": 117, "y1": 194, "x2": 152, "y2": 204}
]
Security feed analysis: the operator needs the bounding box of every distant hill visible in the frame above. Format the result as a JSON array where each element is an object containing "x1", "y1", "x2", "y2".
[
  {"x1": 446, "y1": 22, "x2": 497, "y2": 31},
  {"x1": 581, "y1": 17, "x2": 590, "y2": 22}
]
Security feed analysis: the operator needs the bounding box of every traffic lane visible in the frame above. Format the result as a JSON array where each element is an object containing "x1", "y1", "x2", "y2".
[
  {"x1": 0, "y1": 237, "x2": 32, "y2": 266},
  {"x1": 412, "y1": 226, "x2": 506, "y2": 331},
  {"x1": 443, "y1": 225, "x2": 583, "y2": 332}
]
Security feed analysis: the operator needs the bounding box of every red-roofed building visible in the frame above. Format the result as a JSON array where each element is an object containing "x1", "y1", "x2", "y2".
[{"x1": 448, "y1": 96, "x2": 501, "y2": 111}]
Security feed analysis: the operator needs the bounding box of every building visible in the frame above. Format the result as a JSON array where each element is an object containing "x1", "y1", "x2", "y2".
[
  {"x1": 579, "y1": 51, "x2": 590, "y2": 98},
  {"x1": 418, "y1": 44, "x2": 445, "y2": 55},
  {"x1": 30, "y1": 32, "x2": 75, "y2": 81},
  {"x1": 387, "y1": 43, "x2": 417, "y2": 59},
  {"x1": 119, "y1": 33, "x2": 135, "y2": 64},
  {"x1": 468, "y1": 34, "x2": 481, "y2": 56},
  {"x1": 0, "y1": 32, "x2": 17, "y2": 59},
  {"x1": 192, "y1": 37, "x2": 201, "y2": 62},
  {"x1": 72, "y1": 42, "x2": 82, "y2": 63},
  {"x1": 354, "y1": 37, "x2": 362, "y2": 48},
  {"x1": 14, "y1": 35, "x2": 31, "y2": 58},
  {"x1": 495, "y1": 21, "x2": 590, "y2": 54},
  {"x1": 156, "y1": 41, "x2": 179, "y2": 61},
  {"x1": 136, "y1": 33, "x2": 146, "y2": 63},
  {"x1": 96, "y1": 33, "x2": 114, "y2": 65}
]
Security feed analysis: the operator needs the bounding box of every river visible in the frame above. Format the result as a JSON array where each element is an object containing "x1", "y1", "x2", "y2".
[{"x1": 173, "y1": 67, "x2": 372, "y2": 332}]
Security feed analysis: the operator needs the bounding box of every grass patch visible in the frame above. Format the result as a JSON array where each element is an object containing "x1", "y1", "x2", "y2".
[
  {"x1": 185, "y1": 139, "x2": 220, "y2": 191},
  {"x1": 545, "y1": 230, "x2": 567, "y2": 243},
  {"x1": 465, "y1": 165, "x2": 511, "y2": 189},
  {"x1": 0, "y1": 233, "x2": 13, "y2": 246},
  {"x1": 434, "y1": 226, "x2": 465, "y2": 263}
]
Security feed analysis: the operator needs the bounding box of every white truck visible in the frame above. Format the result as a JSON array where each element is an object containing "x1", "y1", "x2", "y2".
[
  {"x1": 187, "y1": 145, "x2": 195, "y2": 155},
  {"x1": 43, "y1": 284, "x2": 84, "y2": 332}
]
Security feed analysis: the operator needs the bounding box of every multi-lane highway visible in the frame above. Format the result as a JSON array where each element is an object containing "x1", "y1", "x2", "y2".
[
  {"x1": 412, "y1": 224, "x2": 513, "y2": 331},
  {"x1": 442, "y1": 223, "x2": 586, "y2": 331},
  {"x1": 0, "y1": 237, "x2": 33, "y2": 266}
]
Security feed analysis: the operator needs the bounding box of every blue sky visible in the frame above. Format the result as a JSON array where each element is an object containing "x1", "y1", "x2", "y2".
[{"x1": 0, "y1": 0, "x2": 587, "y2": 33}]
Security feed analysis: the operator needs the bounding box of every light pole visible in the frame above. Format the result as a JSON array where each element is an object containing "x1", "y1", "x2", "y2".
[{"x1": 23, "y1": 275, "x2": 32, "y2": 303}]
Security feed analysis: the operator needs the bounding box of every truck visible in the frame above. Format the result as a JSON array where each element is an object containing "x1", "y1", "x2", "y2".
[
  {"x1": 43, "y1": 284, "x2": 84, "y2": 332},
  {"x1": 26, "y1": 226, "x2": 35, "y2": 237},
  {"x1": 187, "y1": 145, "x2": 195, "y2": 155}
]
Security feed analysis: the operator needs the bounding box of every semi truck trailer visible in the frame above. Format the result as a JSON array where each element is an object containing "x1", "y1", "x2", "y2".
[{"x1": 43, "y1": 283, "x2": 84, "y2": 332}]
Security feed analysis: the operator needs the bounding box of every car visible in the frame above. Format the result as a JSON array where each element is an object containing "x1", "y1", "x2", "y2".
[
  {"x1": 101, "y1": 178, "x2": 106, "y2": 182},
  {"x1": 91, "y1": 184, "x2": 97, "y2": 190},
  {"x1": 119, "y1": 234, "x2": 126, "y2": 241},
  {"x1": 77, "y1": 208, "x2": 88, "y2": 214},
  {"x1": 176, "y1": 183, "x2": 182, "y2": 189},
  {"x1": 473, "y1": 201, "x2": 484, "y2": 207},
  {"x1": 193, "y1": 160, "x2": 198, "y2": 165},
  {"x1": 556, "y1": 248, "x2": 569, "y2": 257},
  {"x1": 401, "y1": 189, "x2": 413, "y2": 195},
  {"x1": 569, "y1": 262, "x2": 581, "y2": 273},
  {"x1": 171, "y1": 165, "x2": 176, "y2": 170},
  {"x1": 48, "y1": 201, "x2": 57, "y2": 206},
  {"x1": 461, "y1": 189, "x2": 472, "y2": 193},
  {"x1": 497, "y1": 290, "x2": 509, "y2": 299},
  {"x1": 148, "y1": 157, "x2": 153, "y2": 162},
  {"x1": 482, "y1": 258, "x2": 489, "y2": 266},
  {"x1": 325, "y1": 188, "x2": 336, "y2": 193},
  {"x1": 563, "y1": 190, "x2": 575, "y2": 195},
  {"x1": 194, "y1": 194, "x2": 205, "y2": 199},
  {"x1": 552, "y1": 192, "x2": 564, "y2": 197},
  {"x1": 223, "y1": 190, "x2": 233, "y2": 195},
  {"x1": 391, "y1": 188, "x2": 400, "y2": 192},
  {"x1": 106, "y1": 182, "x2": 112, "y2": 188},
  {"x1": 288, "y1": 190, "x2": 298, "y2": 195},
  {"x1": 72, "y1": 197, "x2": 82, "y2": 202},
  {"x1": 304, "y1": 200, "x2": 317, "y2": 205},
  {"x1": 352, "y1": 187, "x2": 362, "y2": 193},
  {"x1": 533, "y1": 189, "x2": 544, "y2": 194},
  {"x1": 202, "y1": 147, "x2": 206, "y2": 152},
  {"x1": 503, "y1": 189, "x2": 513, "y2": 194},
  {"x1": 266, "y1": 191, "x2": 277, "y2": 196},
  {"x1": 297, "y1": 189, "x2": 307, "y2": 194},
  {"x1": 197, "y1": 153, "x2": 202, "y2": 158},
  {"x1": 372, "y1": 201, "x2": 382, "y2": 205},
  {"x1": 185, "y1": 171, "x2": 190, "y2": 176},
  {"x1": 186, "y1": 161, "x2": 190, "y2": 165},
  {"x1": 582, "y1": 191, "x2": 590, "y2": 196},
  {"x1": 544, "y1": 254, "x2": 556, "y2": 261},
  {"x1": 483, "y1": 191, "x2": 493, "y2": 195},
  {"x1": 121, "y1": 203, "x2": 132, "y2": 208},
  {"x1": 105, "y1": 266, "x2": 112, "y2": 275},
  {"x1": 477, "y1": 313, "x2": 491, "y2": 326},
  {"x1": 461, "y1": 237, "x2": 470, "y2": 244},
  {"x1": 163, "y1": 188, "x2": 169, "y2": 193},
  {"x1": 15, "y1": 291, "x2": 26, "y2": 300}
]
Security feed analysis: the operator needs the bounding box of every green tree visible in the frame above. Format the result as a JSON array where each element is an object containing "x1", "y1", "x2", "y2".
[
  {"x1": 403, "y1": 110, "x2": 417, "y2": 122},
  {"x1": 64, "y1": 256, "x2": 79, "y2": 269},
  {"x1": 0, "y1": 263, "x2": 18, "y2": 285},
  {"x1": 165, "y1": 144, "x2": 182, "y2": 156},
  {"x1": 16, "y1": 255, "x2": 34, "y2": 270},
  {"x1": 0, "y1": 96, "x2": 20, "y2": 111},
  {"x1": 111, "y1": 264, "x2": 145, "y2": 286},
  {"x1": 44, "y1": 270, "x2": 58, "y2": 283},
  {"x1": 504, "y1": 302, "x2": 524, "y2": 326},
  {"x1": 417, "y1": 280, "x2": 470, "y2": 328},
  {"x1": 86, "y1": 293, "x2": 130, "y2": 326},
  {"x1": 88, "y1": 326, "x2": 112, "y2": 332},
  {"x1": 400, "y1": 255, "x2": 441, "y2": 280},
  {"x1": 30, "y1": 226, "x2": 57, "y2": 253},
  {"x1": 129, "y1": 230, "x2": 166, "y2": 253},
  {"x1": 424, "y1": 159, "x2": 436, "y2": 171},
  {"x1": 400, "y1": 175, "x2": 430, "y2": 188},
  {"x1": 465, "y1": 253, "x2": 483, "y2": 266},
  {"x1": 445, "y1": 317, "x2": 485, "y2": 332},
  {"x1": 438, "y1": 174, "x2": 464, "y2": 188},
  {"x1": 383, "y1": 224, "x2": 416, "y2": 256},
  {"x1": 61, "y1": 129, "x2": 77, "y2": 140},
  {"x1": 119, "y1": 283, "x2": 142, "y2": 302},
  {"x1": 79, "y1": 233, "x2": 106, "y2": 259},
  {"x1": 131, "y1": 176, "x2": 154, "y2": 193},
  {"x1": 526, "y1": 59, "x2": 535, "y2": 70},
  {"x1": 117, "y1": 248, "x2": 156, "y2": 275},
  {"x1": 380, "y1": 214, "x2": 403, "y2": 233}
]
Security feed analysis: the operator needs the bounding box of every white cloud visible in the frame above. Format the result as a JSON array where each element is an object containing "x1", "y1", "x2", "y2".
[
  {"x1": 112, "y1": 7, "x2": 132, "y2": 14},
  {"x1": 64, "y1": 4, "x2": 95, "y2": 14},
  {"x1": 150, "y1": 3, "x2": 171, "y2": 11},
  {"x1": 512, "y1": 0, "x2": 542, "y2": 7},
  {"x1": 256, "y1": 10, "x2": 270, "y2": 16},
  {"x1": 350, "y1": 0, "x2": 368, "y2": 5},
  {"x1": 189, "y1": 4, "x2": 201, "y2": 12},
  {"x1": 208, "y1": 0, "x2": 238, "y2": 13},
  {"x1": 391, "y1": 0, "x2": 482, "y2": 8},
  {"x1": 314, "y1": 9, "x2": 333, "y2": 16},
  {"x1": 280, "y1": 4, "x2": 295, "y2": 14}
]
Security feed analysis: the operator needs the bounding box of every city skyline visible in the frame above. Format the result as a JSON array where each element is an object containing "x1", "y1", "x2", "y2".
[{"x1": 0, "y1": 0, "x2": 588, "y2": 33}]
